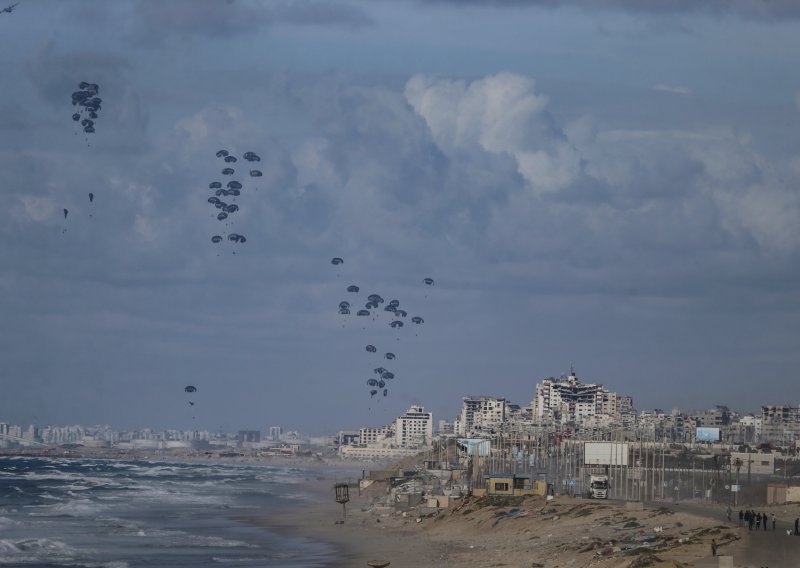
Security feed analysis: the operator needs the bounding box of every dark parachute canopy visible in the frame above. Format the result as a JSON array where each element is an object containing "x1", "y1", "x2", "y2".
[
  {"x1": 339, "y1": 308, "x2": 350, "y2": 315},
  {"x1": 389, "y1": 320, "x2": 403, "y2": 328},
  {"x1": 331, "y1": 257, "x2": 344, "y2": 265},
  {"x1": 227, "y1": 181, "x2": 242, "y2": 189},
  {"x1": 381, "y1": 371, "x2": 395, "y2": 380},
  {"x1": 243, "y1": 151, "x2": 261, "y2": 162},
  {"x1": 357, "y1": 309, "x2": 370, "y2": 317},
  {"x1": 228, "y1": 233, "x2": 246, "y2": 243},
  {"x1": 222, "y1": 167, "x2": 235, "y2": 176},
  {"x1": 88, "y1": 192, "x2": 94, "y2": 203},
  {"x1": 384, "y1": 352, "x2": 395, "y2": 360},
  {"x1": 209, "y1": 182, "x2": 222, "y2": 189},
  {"x1": 412, "y1": 316, "x2": 424, "y2": 324},
  {"x1": 339, "y1": 301, "x2": 351, "y2": 309},
  {"x1": 366, "y1": 345, "x2": 376, "y2": 353},
  {"x1": 70, "y1": 81, "x2": 102, "y2": 135},
  {"x1": 367, "y1": 378, "x2": 378, "y2": 387},
  {"x1": 184, "y1": 385, "x2": 197, "y2": 393},
  {"x1": 423, "y1": 277, "x2": 434, "y2": 286},
  {"x1": 224, "y1": 155, "x2": 237, "y2": 163},
  {"x1": 211, "y1": 235, "x2": 222, "y2": 243},
  {"x1": 63, "y1": 208, "x2": 68, "y2": 219},
  {"x1": 216, "y1": 150, "x2": 229, "y2": 158},
  {"x1": 396, "y1": 309, "x2": 407, "y2": 318},
  {"x1": 250, "y1": 170, "x2": 262, "y2": 177},
  {"x1": 347, "y1": 285, "x2": 360, "y2": 293}
]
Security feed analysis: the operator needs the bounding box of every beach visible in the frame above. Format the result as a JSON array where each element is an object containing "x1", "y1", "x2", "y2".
[{"x1": 252, "y1": 469, "x2": 800, "y2": 568}]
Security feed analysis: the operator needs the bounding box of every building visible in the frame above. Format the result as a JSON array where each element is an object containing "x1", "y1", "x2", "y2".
[
  {"x1": 395, "y1": 405, "x2": 433, "y2": 448},
  {"x1": 760, "y1": 405, "x2": 800, "y2": 444},
  {"x1": 268, "y1": 426, "x2": 282, "y2": 441},
  {"x1": 457, "y1": 396, "x2": 506, "y2": 436},
  {"x1": 532, "y1": 369, "x2": 604, "y2": 424}
]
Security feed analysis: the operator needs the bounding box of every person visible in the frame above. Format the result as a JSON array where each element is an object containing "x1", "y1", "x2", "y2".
[
  {"x1": 762, "y1": 512, "x2": 767, "y2": 531},
  {"x1": 756, "y1": 512, "x2": 761, "y2": 530},
  {"x1": 739, "y1": 509, "x2": 744, "y2": 527},
  {"x1": 772, "y1": 513, "x2": 776, "y2": 531},
  {"x1": 726, "y1": 505, "x2": 732, "y2": 521},
  {"x1": 794, "y1": 517, "x2": 798, "y2": 535},
  {"x1": 711, "y1": 539, "x2": 717, "y2": 557}
]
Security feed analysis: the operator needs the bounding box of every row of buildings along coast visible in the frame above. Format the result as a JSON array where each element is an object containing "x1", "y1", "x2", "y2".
[{"x1": 337, "y1": 368, "x2": 800, "y2": 459}]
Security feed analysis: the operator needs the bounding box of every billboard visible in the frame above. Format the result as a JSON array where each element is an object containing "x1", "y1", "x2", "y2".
[
  {"x1": 696, "y1": 427, "x2": 721, "y2": 442},
  {"x1": 584, "y1": 442, "x2": 629, "y2": 466}
]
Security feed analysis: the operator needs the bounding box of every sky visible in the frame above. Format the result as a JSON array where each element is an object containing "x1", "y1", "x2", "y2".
[{"x1": 1, "y1": 0, "x2": 799, "y2": 434}]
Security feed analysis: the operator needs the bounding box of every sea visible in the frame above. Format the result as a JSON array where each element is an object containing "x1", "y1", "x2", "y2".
[{"x1": 0, "y1": 455, "x2": 342, "y2": 567}]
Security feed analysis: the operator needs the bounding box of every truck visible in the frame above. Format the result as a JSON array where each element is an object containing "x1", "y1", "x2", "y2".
[{"x1": 589, "y1": 474, "x2": 608, "y2": 499}]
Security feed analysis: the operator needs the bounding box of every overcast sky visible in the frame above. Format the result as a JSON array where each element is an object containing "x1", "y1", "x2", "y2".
[{"x1": 1, "y1": 0, "x2": 799, "y2": 434}]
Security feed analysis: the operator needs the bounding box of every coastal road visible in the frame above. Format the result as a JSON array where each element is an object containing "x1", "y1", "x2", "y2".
[{"x1": 652, "y1": 501, "x2": 800, "y2": 567}]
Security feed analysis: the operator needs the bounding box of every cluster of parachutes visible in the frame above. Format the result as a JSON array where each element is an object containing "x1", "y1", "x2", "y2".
[
  {"x1": 207, "y1": 149, "x2": 263, "y2": 251},
  {"x1": 62, "y1": 83, "x2": 103, "y2": 230},
  {"x1": 70, "y1": 82, "x2": 102, "y2": 136},
  {"x1": 331, "y1": 257, "x2": 433, "y2": 401}
]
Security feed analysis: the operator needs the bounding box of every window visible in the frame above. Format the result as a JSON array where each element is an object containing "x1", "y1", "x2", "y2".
[{"x1": 494, "y1": 482, "x2": 509, "y2": 491}]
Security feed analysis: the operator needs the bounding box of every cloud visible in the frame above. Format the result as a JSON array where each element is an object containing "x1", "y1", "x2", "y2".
[
  {"x1": 417, "y1": 0, "x2": 800, "y2": 20},
  {"x1": 653, "y1": 84, "x2": 691, "y2": 95},
  {"x1": 130, "y1": 0, "x2": 372, "y2": 43},
  {"x1": 405, "y1": 72, "x2": 582, "y2": 194}
]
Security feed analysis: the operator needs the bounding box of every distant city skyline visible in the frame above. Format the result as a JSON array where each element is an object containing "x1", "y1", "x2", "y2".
[{"x1": 1, "y1": 1, "x2": 799, "y2": 432}]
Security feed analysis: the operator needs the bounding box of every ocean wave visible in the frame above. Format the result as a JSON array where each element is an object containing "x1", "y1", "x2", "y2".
[
  {"x1": 29, "y1": 499, "x2": 105, "y2": 517},
  {"x1": 0, "y1": 537, "x2": 79, "y2": 565}
]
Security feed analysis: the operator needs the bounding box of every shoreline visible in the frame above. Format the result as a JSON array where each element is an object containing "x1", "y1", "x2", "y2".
[{"x1": 240, "y1": 475, "x2": 444, "y2": 568}]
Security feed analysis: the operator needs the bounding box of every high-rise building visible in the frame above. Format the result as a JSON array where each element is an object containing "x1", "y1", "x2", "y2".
[
  {"x1": 394, "y1": 405, "x2": 433, "y2": 448},
  {"x1": 268, "y1": 426, "x2": 282, "y2": 441},
  {"x1": 457, "y1": 396, "x2": 506, "y2": 436}
]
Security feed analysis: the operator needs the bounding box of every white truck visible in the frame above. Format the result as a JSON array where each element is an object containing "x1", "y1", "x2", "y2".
[{"x1": 589, "y1": 474, "x2": 609, "y2": 499}]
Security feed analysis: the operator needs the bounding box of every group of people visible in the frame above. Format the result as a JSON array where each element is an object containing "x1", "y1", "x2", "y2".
[{"x1": 737, "y1": 509, "x2": 776, "y2": 531}]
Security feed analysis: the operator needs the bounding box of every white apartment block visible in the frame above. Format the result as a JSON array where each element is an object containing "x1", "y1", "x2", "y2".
[
  {"x1": 532, "y1": 370, "x2": 603, "y2": 424},
  {"x1": 457, "y1": 396, "x2": 506, "y2": 436},
  {"x1": 395, "y1": 405, "x2": 433, "y2": 448},
  {"x1": 360, "y1": 426, "x2": 392, "y2": 446}
]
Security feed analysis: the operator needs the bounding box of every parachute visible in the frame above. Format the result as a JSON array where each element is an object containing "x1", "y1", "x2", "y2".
[
  {"x1": 373, "y1": 367, "x2": 386, "y2": 376},
  {"x1": 366, "y1": 345, "x2": 376, "y2": 353},
  {"x1": 331, "y1": 257, "x2": 344, "y2": 265},
  {"x1": 388, "y1": 300, "x2": 400, "y2": 308},
  {"x1": 209, "y1": 182, "x2": 222, "y2": 189},
  {"x1": 224, "y1": 155, "x2": 237, "y2": 163},
  {"x1": 347, "y1": 285, "x2": 360, "y2": 293},
  {"x1": 339, "y1": 301, "x2": 351, "y2": 310},
  {"x1": 228, "y1": 233, "x2": 246, "y2": 243},
  {"x1": 222, "y1": 168, "x2": 235, "y2": 176},
  {"x1": 423, "y1": 277, "x2": 434, "y2": 286},
  {"x1": 367, "y1": 378, "x2": 379, "y2": 387},
  {"x1": 250, "y1": 170, "x2": 262, "y2": 177},
  {"x1": 184, "y1": 385, "x2": 197, "y2": 393},
  {"x1": 216, "y1": 150, "x2": 229, "y2": 158},
  {"x1": 357, "y1": 309, "x2": 370, "y2": 317},
  {"x1": 389, "y1": 320, "x2": 403, "y2": 328},
  {"x1": 384, "y1": 352, "x2": 395, "y2": 360},
  {"x1": 70, "y1": 82, "x2": 102, "y2": 138},
  {"x1": 211, "y1": 235, "x2": 222, "y2": 243},
  {"x1": 217, "y1": 212, "x2": 228, "y2": 221},
  {"x1": 383, "y1": 388, "x2": 388, "y2": 397},
  {"x1": 63, "y1": 208, "x2": 68, "y2": 219},
  {"x1": 412, "y1": 316, "x2": 424, "y2": 324},
  {"x1": 377, "y1": 379, "x2": 386, "y2": 389},
  {"x1": 243, "y1": 151, "x2": 261, "y2": 162},
  {"x1": 396, "y1": 309, "x2": 407, "y2": 318},
  {"x1": 370, "y1": 389, "x2": 378, "y2": 397},
  {"x1": 88, "y1": 192, "x2": 94, "y2": 202},
  {"x1": 339, "y1": 308, "x2": 350, "y2": 315},
  {"x1": 381, "y1": 371, "x2": 395, "y2": 380}
]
